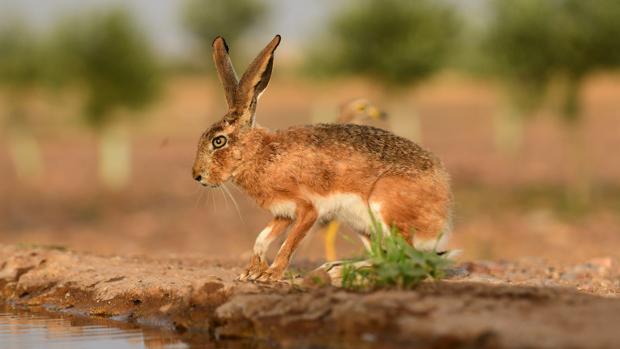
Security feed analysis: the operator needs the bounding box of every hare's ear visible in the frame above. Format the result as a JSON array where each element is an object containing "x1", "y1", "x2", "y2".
[
  {"x1": 212, "y1": 36, "x2": 239, "y2": 109},
  {"x1": 233, "y1": 35, "x2": 281, "y2": 126}
]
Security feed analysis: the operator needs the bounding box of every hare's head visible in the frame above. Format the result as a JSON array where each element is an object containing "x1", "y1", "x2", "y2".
[{"x1": 192, "y1": 35, "x2": 281, "y2": 187}]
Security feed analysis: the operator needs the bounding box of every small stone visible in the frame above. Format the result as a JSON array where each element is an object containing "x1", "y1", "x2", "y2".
[
  {"x1": 560, "y1": 272, "x2": 577, "y2": 281},
  {"x1": 444, "y1": 266, "x2": 469, "y2": 278},
  {"x1": 302, "y1": 269, "x2": 331, "y2": 289},
  {"x1": 588, "y1": 257, "x2": 613, "y2": 270},
  {"x1": 159, "y1": 303, "x2": 172, "y2": 313},
  {"x1": 361, "y1": 333, "x2": 377, "y2": 342}
]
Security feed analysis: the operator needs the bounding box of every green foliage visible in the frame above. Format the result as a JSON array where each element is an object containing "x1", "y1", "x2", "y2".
[
  {"x1": 309, "y1": 0, "x2": 459, "y2": 87},
  {"x1": 481, "y1": 0, "x2": 559, "y2": 112},
  {"x1": 557, "y1": 0, "x2": 620, "y2": 78},
  {"x1": 52, "y1": 8, "x2": 161, "y2": 128},
  {"x1": 482, "y1": 0, "x2": 620, "y2": 119},
  {"x1": 555, "y1": 0, "x2": 620, "y2": 122},
  {"x1": 341, "y1": 216, "x2": 451, "y2": 291},
  {"x1": 0, "y1": 21, "x2": 44, "y2": 90},
  {"x1": 183, "y1": 0, "x2": 267, "y2": 55}
]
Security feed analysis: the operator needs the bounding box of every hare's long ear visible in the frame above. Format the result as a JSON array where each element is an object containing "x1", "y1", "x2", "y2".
[
  {"x1": 233, "y1": 35, "x2": 281, "y2": 126},
  {"x1": 212, "y1": 36, "x2": 239, "y2": 109}
]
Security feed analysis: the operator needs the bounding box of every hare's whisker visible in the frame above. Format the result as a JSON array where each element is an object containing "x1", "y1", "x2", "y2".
[
  {"x1": 218, "y1": 186, "x2": 230, "y2": 210},
  {"x1": 209, "y1": 188, "x2": 217, "y2": 212},
  {"x1": 193, "y1": 188, "x2": 205, "y2": 209},
  {"x1": 229, "y1": 182, "x2": 243, "y2": 193},
  {"x1": 200, "y1": 188, "x2": 207, "y2": 207},
  {"x1": 223, "y1": 183, "x2": 244, "y2": 222}
]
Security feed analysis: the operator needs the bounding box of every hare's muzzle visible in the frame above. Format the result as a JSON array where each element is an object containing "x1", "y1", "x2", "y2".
[{"x1": 192, "y1": 166, "x2": 206, "y2": 186}]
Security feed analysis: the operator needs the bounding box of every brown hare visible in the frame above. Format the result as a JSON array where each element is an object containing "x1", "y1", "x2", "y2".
[{"x1": 192, "y1": 35, "x2": 453, "y2": 282}]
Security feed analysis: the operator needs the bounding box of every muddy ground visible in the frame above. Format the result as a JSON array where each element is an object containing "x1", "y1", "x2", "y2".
[{"x1": 1, "y1": 244, "x2": 619, "y2": 349}]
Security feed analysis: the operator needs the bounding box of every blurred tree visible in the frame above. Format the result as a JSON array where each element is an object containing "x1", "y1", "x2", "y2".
[
  {"x1": 483, "y1": 0, "x2": 620, "y2": 205},
  {"x1": 0, "y1": 21, "x2": 45, "y2": 182},
  {"x1": 553, "y1": 0, "x2": 620, "y2": 205},
  {"x1": 556, "y1": 0, "x2": 620, "y2": 119},
  {"x1": 182, "y1": 0, "x2": 268, "y2": 61},
  {"x1": 52, "y1": 9, "x2": 161, "y2": 190},
  {"x1": 481, "y1": 0, "x2": 559, "y2": 154},
  {"x1": 309, "y1": 0, "x2": 459, "y2": 141}
]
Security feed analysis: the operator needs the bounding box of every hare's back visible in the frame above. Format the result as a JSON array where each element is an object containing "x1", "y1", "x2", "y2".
[{"x1": 283, "y1": 123, "x2": 439, "y2": 172}]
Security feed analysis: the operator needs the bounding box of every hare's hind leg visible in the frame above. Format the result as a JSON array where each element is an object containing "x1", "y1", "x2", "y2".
[{"x1": 369, "y1": 174, "x2": 452, "y2": 251}]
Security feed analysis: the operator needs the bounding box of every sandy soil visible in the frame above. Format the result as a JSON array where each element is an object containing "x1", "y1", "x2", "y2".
[{"x1": 1, "y1": 245, "x2": 619, "y2": 349}]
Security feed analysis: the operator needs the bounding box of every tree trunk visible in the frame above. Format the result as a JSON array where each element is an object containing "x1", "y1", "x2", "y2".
[
  {"x1": 98, "y1": 124, "x2": 131, "y2": 190},
  {"x1": 4, "y1": 101, "x2": 43, "y2": 183},
  {"x1": 563, "y1": 121, "x2": 590, "y2": 209},
  {"x1": 561, "y1": 79, "x2": 590, "y2": 208},
  {"x1": 6, "y1": 126, "x2": 43, "y2": 182},
  {"x1": 494, "y1": 103, "x2": 524, "y2": 155}
]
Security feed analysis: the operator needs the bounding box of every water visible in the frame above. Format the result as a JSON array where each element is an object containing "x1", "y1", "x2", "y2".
[{"x1": 0, "y1": 304, "x2": 197, "y2": 349}]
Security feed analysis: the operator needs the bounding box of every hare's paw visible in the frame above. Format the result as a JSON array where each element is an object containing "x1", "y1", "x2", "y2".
[
  {"x1": 238, "y1": 255, "x2": 269, "y2": 281},
  {"x1": 256, "y1": 265, "x2": 286, "y2": 282}
]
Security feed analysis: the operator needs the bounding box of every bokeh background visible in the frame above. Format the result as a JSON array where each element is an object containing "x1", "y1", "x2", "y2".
[{"x1": 1, "y1": 0, "x2": 619, "y2": 264}]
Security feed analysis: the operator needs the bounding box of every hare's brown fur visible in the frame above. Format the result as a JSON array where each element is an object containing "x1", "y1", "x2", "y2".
[
  {"x1": 192, "y1": 36, "x2": 452, "y2": 281},
  {"x1": 230, "y1": 123, "x2": 451, "y2": 240}
]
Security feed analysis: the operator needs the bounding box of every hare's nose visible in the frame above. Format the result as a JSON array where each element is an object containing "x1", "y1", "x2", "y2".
[{"x1": 194, "y1": 174, "x2": 202, "y2": 182}]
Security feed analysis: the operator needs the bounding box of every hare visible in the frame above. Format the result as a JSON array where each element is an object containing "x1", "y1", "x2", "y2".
[{"x1": 192, "y1": 35, "x2": 453, "y2": 282}]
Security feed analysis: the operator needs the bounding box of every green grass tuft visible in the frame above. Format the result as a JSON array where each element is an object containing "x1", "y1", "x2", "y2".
[{"x1": 341, "y1": 215, "x2": 451, "y2": 291}]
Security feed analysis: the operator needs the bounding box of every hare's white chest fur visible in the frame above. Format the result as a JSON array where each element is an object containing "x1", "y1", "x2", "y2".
[
  {"x1": 269, "y1": 201, "x2": 297, "y2": 219},
  {"x1": 269, "y1": 193, "x2": 386, "y2": 234}
]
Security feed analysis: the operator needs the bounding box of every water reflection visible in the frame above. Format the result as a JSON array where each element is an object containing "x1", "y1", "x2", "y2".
[{"x1": 0, "y1": 304, "x2": 195, "y2": 349}]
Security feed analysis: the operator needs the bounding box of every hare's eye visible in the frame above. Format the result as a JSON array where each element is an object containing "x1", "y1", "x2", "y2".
[
  {"x1": 356, "y1": 104, "x2": 367, "y2": 112},
  {"x1": 212, "y1": 135, "x2": 227, "y2": 149}
]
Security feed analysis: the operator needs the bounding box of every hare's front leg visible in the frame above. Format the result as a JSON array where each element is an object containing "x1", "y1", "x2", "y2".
[
  {"x1": 257, "y1": 204, "x2": 318, "y2": 282},
  {"x1": 239, "y1": 217, "x2": 291, "y2": 281}
]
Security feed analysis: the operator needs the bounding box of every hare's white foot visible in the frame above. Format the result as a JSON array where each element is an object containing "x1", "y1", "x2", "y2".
[{"x1": 315, "y1": 260, "x2": 372, "y2": 286}]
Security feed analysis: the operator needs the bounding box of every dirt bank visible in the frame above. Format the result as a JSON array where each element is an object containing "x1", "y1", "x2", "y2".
[{"x1": 1, "y1": 244, "x2": 619, "y2": 348}]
